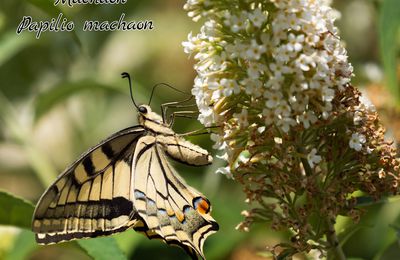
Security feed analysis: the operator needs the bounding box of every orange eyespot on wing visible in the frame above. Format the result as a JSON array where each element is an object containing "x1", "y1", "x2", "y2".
[
  {"x1": 176, "y1": 212, "x2": 186, "y2": 223},
  {"x1": 193, "y1": 197, "x2": 210, "y2": 215}
]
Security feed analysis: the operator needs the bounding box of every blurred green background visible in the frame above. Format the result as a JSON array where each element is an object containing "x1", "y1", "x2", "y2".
[{"x1": 0, "y1": 0, "x2": 399, "y2": 259}]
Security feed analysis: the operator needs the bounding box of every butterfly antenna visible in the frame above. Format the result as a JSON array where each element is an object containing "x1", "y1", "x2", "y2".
[
  {"x1": 121, "y1": 72, "x2": 139, "y2": 110},
  {"x1": 148, "y1": 82, "x2": 191, "y2": 105}
]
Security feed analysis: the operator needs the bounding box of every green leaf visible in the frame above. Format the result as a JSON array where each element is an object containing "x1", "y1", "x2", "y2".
[
  {"x1": 205, "y1": 186, "x2": 249, "y2": 259},
  {"x1": 379, "y1": 0, "x2": 400, "y2": 102},
  {"x1": 113, "y1": 230, "x2": 143, "y2": 256},
  {"x1": 389, "y1": 223, "x2": 400, "y2": 240},
  {"x1": 26, "y1": 0, "x2": 62, "y2": 17},
  {"x1": 0, "y1": 92, "x2": 59, "y2": 187},
  {"x1": 0, "y1": 31, "x2": 35, "y2": 66},
  {"x1": 34, "y1": 80, "x2": 124, "y2": 121},
  {"x1": 0, "y1": 190, "x2": 35, "y2": 229},
  {"x1": 379, "y1": 241, "x2": 400, "y2": 260},
  {"x1": 5, "y1": 230, "x2": 38, "y2": 260},
  {"x1": 338, "y1": 225, "x2": 364, "y2": 248},
  {"x1": 356, "y1": 196, "x2": 387, "y2": 207},
  {"x1": 25, "y1": 0, "x2": 82, "y2": 48},
  {"x1": 0, "y1": 191, "x2": 127, "y2": 260},
  {"x1": 78, "y1": 237, "x2": 127, "y2": 260}
]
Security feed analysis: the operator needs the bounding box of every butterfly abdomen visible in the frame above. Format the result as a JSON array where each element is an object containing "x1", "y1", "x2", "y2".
[{"x1": 157, "y1": 135, "x2": 212, "y2": 166}]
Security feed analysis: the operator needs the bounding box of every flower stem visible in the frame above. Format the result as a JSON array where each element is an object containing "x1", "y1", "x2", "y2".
[
  {"x1": 300, "y1": 145, "x2": 346, "y2": 259},
  {"x1": 326, "y1": 219, "x2": 346, "y2": 260}
]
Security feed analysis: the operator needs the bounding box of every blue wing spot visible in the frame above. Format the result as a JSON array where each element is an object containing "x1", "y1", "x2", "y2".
[
  {"x1": 183, "y1": 205, "x2": 191, "y2": 214},
  {"x1": 158, "y1": 208, "x2": 167, "y2": 215},
  {"x1": 134, "y1": 190, "x2": 146, "y2": 200},
  {"x1": 147, "y1": 198, "x2": 156, "y2": 207}
]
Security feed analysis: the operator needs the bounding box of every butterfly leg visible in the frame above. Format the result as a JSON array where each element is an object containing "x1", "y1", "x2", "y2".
[
  {"x1": 161, "y1": 96, "x2": 195, "y2": 122},
  {"x1": 163, "y1": 104, "x2": 198, "y2": 123},
  {"x1": 168, "y1": 111, "x2": 199, "y2": 127},
  {"x1": 177, "y1": 126, "x2": 220, "y2": 137}
]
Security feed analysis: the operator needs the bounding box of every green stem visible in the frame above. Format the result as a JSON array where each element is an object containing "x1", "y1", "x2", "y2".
[
  {"x1": 298, "y1": 144, "x2": 345, "y2": 259},
  {"x1": 298, "y1": 147, "x2": 313, "y2": 176},
  {"x1": 326, "y1": 219, "x2": 346, "y2": 260}
]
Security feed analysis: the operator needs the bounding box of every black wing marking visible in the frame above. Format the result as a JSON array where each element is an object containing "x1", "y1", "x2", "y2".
[{"x1": 32, "y1": 126, "x2": 146, "y2": 244}]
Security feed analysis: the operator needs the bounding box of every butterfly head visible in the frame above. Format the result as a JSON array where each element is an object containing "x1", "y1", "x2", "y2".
[
  {"x1": 138, "y1": 105, "x2": 148, "y2": 114},
  {"x1": 137, "y1": 104, "x2": 163, "y2": 125}
]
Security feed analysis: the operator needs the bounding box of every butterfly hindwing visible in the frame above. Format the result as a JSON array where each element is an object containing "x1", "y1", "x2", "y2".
[
  {"x1": 132, "y1": 136, "x2": 219, "y2": 259},
  {"x1": 32, "y1": 126, "x2": 146, "y2": 244}
]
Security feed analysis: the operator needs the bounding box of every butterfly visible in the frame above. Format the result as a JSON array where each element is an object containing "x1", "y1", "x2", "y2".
[{"x1": 32, "y1": 73, "x2": 219, "y2": 259}]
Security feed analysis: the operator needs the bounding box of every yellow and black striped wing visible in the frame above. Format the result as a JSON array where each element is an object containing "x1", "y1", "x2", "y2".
[
  {"x1": 132, "y1": 136, "x2": 219, "y2": 259},
  {"x1": 32, "y1": 126, "x2": 146, "y2": 244}
]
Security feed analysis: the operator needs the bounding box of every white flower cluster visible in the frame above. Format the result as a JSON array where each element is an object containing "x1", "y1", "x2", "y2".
[{"x1": 183, "y1": 0, "x2": 354, "y2": 174}]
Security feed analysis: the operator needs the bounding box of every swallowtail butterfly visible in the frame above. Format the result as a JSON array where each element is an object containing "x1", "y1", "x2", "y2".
[{"x1": 32, "y1": 73, "x2": 218, "y2": 259}]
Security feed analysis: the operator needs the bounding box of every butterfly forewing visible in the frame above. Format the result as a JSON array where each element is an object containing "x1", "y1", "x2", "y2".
[{"x1": 32, "y1": 126, "x2": 145, "y2": 244}]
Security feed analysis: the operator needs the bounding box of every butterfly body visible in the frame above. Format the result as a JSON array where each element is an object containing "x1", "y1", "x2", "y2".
[
  {"x1": 32, "y1": 104, "x2": 218, "y2": 259},
  {"x1": 138, "y1": 105, "x2": 212, "y2": 166}
]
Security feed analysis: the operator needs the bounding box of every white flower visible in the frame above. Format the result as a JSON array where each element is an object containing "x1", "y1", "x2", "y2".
[
  {"x1": 265, "y1": 75, "x2": 284, "y2": 90},
  {"x1": 248, "y1": 8, "x2": 267, "y2": 28},
  {"x1": 198, "y1": 108, "x2": 214, "y2": 126},
  {"x1": 225, "y1": 40, "x2": 247, "y2": 59},
  {"x1": 353, "y1": 111, "x2": 362, "y2": 125},
  {"x1": 233, "y1": 109, "x2": 249, "y2": 127},
  {"x1": 286, "y1": 33, "x2": 305, "y2": 52},
  {"x1": 199, "y1": 20, "x2": 220, "y2": 42},
  {"x1": 238, "y1": 153, "x2": 249, "y2": 164},
  {"x1": 210, "y1": 133, "x2": 225, "y2": 150},
  {"x1": 307, "y1": 148, "x2": 322, "y2": 168},
  {"x1": 269, "y1": 62, "x2": 293, "y2": 77},
  {"x1": 245, "y1": 40, "x2": 266, "y2": 60},
  {"x1": 309, "y1": 79, "x2": 322, "y2": 89},
  {"x1": 349, "y1": 133, "x2": 366, "y2": 151},
  {"x1": 298, "y1": 110, "x2": 318, "y2": 128},
  {"x1": 264, "y1": 91, "x2": 283, "y2": 108},
  {"x1": 257, "y1": 126, "x2": 266, "y2": 133},
  {"x1": 216, "y1": 152, "x2": 228, "y2": 161},
  {"x1": 216, "y1": 166, "x2": 233, "y2": 178},
  {"x1": 274, "y1": 45, "x2": 295, "y2": 63},
  {"x1": 242, "y1": 78, "x2": 263, "y2": 98},
  {"x1": 359, "y1": 94, "x2": 376, "y2": 112},
  {"x1": 208, "y1": 80, "x2": 224, "y2": 100},
  {"x1": 272, "y1": 13, "x2": 289, "y2": 33},
  {"x1": 286, "y1": 13, "x2": 301, "y2": 31},
  {"x1": 263, "y1": 108, "x2": 275, "y2": 125},
  {"x1": 184, "y1": 0, "x2": 354, "y2": 180},
  {"x1": 276, "y1": 117, "x2": 296, "y2": 133},
  {"x1": 321, "y1": 102, "x2": 333, "y2": 119},
  {"x1": 321, "y1": 86, "x2": 335, "y2": 102},
  {"x1": 182, "y1": 32, "x2": 198, "y2": 54},
  {"x1": 260, "y1": 32, "x2": 273, "y2": 49},
  {"x1": 224, "y1": 12, "x2": 247, "y2": 33},
  {"x1": 296, "y1": 54, "x2": 316, "y2": 71},
  {"x1": 275, "y1": 101, "x2": 291, "y2": 117},
  {"x1": 247, "y1": 62, "x2": 267, "y2": 79},
  {"x1": 221, "y1": 78, "x2": 240, "y2": 96},
  {"x1": 290, "y1": 94, "x2": 309, "y2": 112}
]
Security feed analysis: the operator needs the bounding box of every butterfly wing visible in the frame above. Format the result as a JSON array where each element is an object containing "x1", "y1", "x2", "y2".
[
  {"x1": 32, "y1": 126, "x2": 146, "y2": 244},
  {"x1": 132, "y1": 136, "x2": 219, "y2": 259}
]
